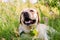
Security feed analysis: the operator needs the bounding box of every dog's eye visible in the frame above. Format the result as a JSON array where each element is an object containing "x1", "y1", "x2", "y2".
[{"x1": 30, "y1": 10, "x2": 34, "y2": 12}]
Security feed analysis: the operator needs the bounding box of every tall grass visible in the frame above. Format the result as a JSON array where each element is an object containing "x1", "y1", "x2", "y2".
[{"x1": 0, "y1": 0, "x2": 60, "y2": 40}]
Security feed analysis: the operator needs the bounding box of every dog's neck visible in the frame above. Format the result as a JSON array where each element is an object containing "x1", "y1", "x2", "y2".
[
  {"x1": 25, "y1": 26, "x2": 33, "y2": 30},
  {"x1": 24, "y1": 26, "x2": 36, "y2": 30},
  {"x1": 22, "y1": 24, "x2": 37, "y2": 31}
]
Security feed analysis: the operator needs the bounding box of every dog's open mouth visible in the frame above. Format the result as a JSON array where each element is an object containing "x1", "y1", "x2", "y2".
[{"x1": 24, "y1": 20, "x2": 36, "y2": 26}]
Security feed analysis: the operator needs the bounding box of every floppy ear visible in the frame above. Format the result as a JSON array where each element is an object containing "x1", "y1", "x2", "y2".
[
  {"x1": 20, "y1": 12, "x2": 24, "y2": 24},
  {"x1": 20, "y1": 15, "x2": 21, "y2": 24},
  {"x1": 37, "y1": 12, "x2": 40, "y2": 23},
  {"x1": 20, "y1": 12, "x2": 22, "y2": 24}
]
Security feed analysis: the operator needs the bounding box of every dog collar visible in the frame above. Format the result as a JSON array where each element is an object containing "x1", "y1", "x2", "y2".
[{"x1": 20, "y1": 31, "x2": 25, "y2": 36}]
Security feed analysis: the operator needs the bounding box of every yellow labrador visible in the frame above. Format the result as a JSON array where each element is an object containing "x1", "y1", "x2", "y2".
[{"x1": 19, "y1": 8, "x2": 48, "y2": 40}]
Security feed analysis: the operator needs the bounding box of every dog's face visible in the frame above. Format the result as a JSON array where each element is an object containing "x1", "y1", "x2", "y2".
[{"x1": 20, "y1": 8, "x2": 40, "y2": 26}]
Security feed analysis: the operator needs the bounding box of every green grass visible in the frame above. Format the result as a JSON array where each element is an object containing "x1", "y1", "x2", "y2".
[{"x1": 0, "y1": 0, "x2": 60, "y2": 40}]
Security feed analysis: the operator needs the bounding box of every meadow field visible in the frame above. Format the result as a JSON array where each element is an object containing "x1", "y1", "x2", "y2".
[{"x1": 0, "y1": 0, "x2": 60, "y2": 40}]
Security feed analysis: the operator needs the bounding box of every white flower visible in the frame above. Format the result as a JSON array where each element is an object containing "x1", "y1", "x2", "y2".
[
  {"x1": 30, "y1": 0, "x2": 38, "y2": 4},
  {"x1": 22, "y1": 0, "x2": 26, "y2": 3},
  {"x1": 2, "y1": 0, "x2": 9, "y2": 2},
  {"x1": 22, "y1": 0, "x2": 38, "y2": 4}
]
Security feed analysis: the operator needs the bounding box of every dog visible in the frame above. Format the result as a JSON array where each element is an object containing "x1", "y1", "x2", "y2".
[{"x1": 19, "y1": 8, "x2": 49, "y2": 40}]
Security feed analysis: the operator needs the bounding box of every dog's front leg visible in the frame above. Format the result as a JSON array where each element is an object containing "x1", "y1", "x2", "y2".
[
  {"x1": 40, "y1": 33, "x2": 48, "y2": 40},
  {"x1": 19, "y1": 26, "x2": 24, "y2": 36}
]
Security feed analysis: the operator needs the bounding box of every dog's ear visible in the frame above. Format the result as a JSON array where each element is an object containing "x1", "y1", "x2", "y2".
[
  {"x1": 20, "y1": 12, "x2": 22, "y2": 24},
  {"x1": 20, "y1": 15, "x2": 21, "y2": 24},
  {"x1": 37, "y1": 12, "x2": 40, "y2": 23},
  {"x1": 20, "y1": 12, "x2": 24, "y2": 24}
]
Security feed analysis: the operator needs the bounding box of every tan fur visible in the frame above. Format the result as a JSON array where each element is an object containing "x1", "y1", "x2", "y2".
[{"x1": 19, "y1": 8, "x2": 48, "y2": 40}]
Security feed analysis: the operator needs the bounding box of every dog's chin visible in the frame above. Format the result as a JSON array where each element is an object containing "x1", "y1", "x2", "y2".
[{"x1": 23, "y1": 19, "x2": 36, "y2": 26}]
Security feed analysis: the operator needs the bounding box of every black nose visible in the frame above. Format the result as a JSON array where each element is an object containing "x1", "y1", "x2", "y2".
[
  {"x1": 23, "y1": 12, "x2": 29, "y2": 18},
  {"x1": 22, "y1": 12, "x2": 30, "y2": 21},
  {"x1": 23, "y1": 12, "x2": 29, "y2": 17}
]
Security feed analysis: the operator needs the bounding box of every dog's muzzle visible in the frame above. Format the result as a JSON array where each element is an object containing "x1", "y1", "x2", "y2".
[{"x1": 23, "y1": 12, "x2": 36, "y2": 26}]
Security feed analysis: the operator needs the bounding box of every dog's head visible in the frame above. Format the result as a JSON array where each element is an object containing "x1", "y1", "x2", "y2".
[{"x1": 20, "y1": 8, "x2": 40, "y2": 26}]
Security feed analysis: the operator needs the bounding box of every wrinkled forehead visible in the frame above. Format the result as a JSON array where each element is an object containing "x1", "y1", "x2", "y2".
[{"x1": 22, "y1": 8, "x2": 37, "y2": 13}]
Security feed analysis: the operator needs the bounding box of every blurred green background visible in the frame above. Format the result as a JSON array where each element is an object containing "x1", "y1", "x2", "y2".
[{"x1": 0, "y1": 0, "x2": 60, "y2": 40}]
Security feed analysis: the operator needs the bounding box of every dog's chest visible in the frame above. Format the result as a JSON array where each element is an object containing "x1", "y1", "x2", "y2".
[{"x1": 22, "y1": 26, "x2": 32, "y2": 33}]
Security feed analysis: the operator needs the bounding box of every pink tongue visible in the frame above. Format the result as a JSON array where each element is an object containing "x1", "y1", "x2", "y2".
[{"x1": 25, "y1": 21, "x2": 31, "y2": 23}]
